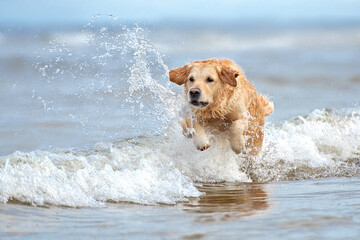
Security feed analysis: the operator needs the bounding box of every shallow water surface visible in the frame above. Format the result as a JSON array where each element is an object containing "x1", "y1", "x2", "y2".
[
  {"x1": 1, "y1": 17, "x2": 360, "y2": 239},
  {"x1": 1, "y1": 178, "x2": 359, "y2": 239}
]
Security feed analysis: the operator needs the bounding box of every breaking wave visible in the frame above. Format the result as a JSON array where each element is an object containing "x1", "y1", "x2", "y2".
[
  {"x1": 0, "y1": 16, "x2": 359, "y2": 207},
  {"x1": 1, "y1": 108, "x2": 359, "y2": 207}
]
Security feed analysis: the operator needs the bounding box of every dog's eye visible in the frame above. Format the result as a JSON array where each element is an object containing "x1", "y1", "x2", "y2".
[
  {"x1": 207, "y1": 77, "x2": 214, "y2": 83},
  {"x1": 189, "y1": 77, "x2": 195, "y2": 82}
]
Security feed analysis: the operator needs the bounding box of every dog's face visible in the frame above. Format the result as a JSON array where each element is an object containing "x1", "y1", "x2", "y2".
[
  {"x1": 169, "y1": 60, "x2": 239, "y2": 109},
  {"x1": 185, "y1": 64, "x2": 220, "y2": 108}
]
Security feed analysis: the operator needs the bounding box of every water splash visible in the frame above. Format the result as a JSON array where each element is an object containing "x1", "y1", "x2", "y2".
[
  {"x1": 33, "y1": 16, "x2": 177, "y2": 140},
  {"x1": 1, "y1": 108, "x2": 359, "y2": 207},
  {"x1": 2, "y1": 17, "x2": 359, "y2": 207},
  {"x1": 252, "y1": 108, "x2": 360, "y2": 182}
]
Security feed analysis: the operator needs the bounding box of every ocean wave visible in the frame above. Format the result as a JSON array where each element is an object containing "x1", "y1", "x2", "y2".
[
  {"x1": 0, "y1": 108, "x2": 359, "y2": 207},
  {"x1": 153, "y1": 28, "x2": 360, "y2": 53},
  {"x1": 1, "y1": 20, "x2": 359, "y2": 207}
]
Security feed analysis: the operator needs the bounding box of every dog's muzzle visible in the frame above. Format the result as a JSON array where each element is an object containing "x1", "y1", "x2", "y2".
[{"x1": 189, "y1": 88, "x2": 208, "y2": 107}]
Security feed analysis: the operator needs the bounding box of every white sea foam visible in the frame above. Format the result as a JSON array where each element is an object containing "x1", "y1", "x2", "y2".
[
  {"x1": 254, "y1": 108, "x2": 360, "y2": 182},
  {"x1": 2, "y1": 19, "x2": 359, "y2": 207},
  {"x1": 0, "y1": 108, "x2": 359, "y2": 207},
  {"x1": 0, "y1": 144, "x2": 201, "y2": 207}
]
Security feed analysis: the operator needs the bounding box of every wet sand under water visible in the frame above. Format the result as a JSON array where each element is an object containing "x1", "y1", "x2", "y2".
[{"x1": 1, "y1": 177, "x2": 359, "y2": 240}]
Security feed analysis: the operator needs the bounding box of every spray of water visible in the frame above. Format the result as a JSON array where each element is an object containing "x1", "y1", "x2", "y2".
[
  {"x1": 0, "y1": 17, "x2": 359, "y2": 207},
  {"x1": 33, "y1": 15, "x2": 179, "y2": 140}
]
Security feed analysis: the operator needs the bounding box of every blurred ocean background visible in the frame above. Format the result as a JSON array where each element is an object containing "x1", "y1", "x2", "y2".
[{"x1": 0, "y1": 0, "x2": 360, "y2": 239}]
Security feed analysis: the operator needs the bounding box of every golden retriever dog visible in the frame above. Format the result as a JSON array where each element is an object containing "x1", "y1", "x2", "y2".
[{"x1": 169, "y1": 59, "x2": 274, "y2": 156}]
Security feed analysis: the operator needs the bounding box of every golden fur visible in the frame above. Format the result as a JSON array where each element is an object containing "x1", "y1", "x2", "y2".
[{"x1": 169, "y1": 58, "x2": 274, "y2": 156}]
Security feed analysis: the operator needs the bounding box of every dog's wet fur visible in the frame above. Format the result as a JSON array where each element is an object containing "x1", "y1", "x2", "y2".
[{"x1": 169, "y1": 58, "x2": 274, "y2": 155}]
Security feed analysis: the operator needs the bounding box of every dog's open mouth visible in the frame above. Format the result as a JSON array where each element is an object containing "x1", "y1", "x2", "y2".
[{"x1": 190, "y1": 100, "x2": 209, "y2": 107}]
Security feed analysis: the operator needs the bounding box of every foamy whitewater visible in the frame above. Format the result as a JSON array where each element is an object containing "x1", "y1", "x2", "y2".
[
  {"x1": 1, "y1": 108, "x2": 359, "y2": 207},
  {"x1": 0, "y1": 17, "x2": 359, "y2": 207}
]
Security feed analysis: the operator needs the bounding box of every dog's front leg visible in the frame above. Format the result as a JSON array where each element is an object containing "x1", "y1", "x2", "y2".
[
  {"x1": 193, "y1": 121, "x2": 210, "y2": 151},
  {"x1": 229, "y1": 118, "x2": 248, "y2": 154},
  {"x1": 179, "y1": 115, "x2": 194, "y2": 138}
]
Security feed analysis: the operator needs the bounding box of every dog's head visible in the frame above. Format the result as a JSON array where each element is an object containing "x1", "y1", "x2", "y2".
[{"x1": 169, "y1": 59, "x2": 239, "y2": 109}]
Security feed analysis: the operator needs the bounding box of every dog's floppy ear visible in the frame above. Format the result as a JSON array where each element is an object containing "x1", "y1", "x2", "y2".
[
  {"x1": 169, "y1": 65, "x2": 190, "y2": 85},
  {"x1": 219, "y1": 67, "x2": 239, "y2": 87}
]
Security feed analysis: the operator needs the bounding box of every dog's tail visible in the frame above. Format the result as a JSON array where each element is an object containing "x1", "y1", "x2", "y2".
[{"x1": 261, "y1": 95, "x2": 274, "y2": 117}]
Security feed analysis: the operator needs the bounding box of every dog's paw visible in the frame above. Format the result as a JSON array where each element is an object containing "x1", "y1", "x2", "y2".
[
  {"x1": 183, "y1": 128, "x2": 195, "y2": 139},
  {"x1": 197, "y1": 144, "x2": 210, "y2": 151},
  {"x1": 231, "y1": 145, "x2": 245, "y2": 154},
  {"x1": 193, "y1": 134, "x2": 210, "y2": 152},
  {"x1": 230, "y1": 136, "x2": 246, "y2": 154}
]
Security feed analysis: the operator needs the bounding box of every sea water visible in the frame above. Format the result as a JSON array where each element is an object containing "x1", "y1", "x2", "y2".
[{"x1": 0, "y1": 16, "x2": 360, "y2": 239}]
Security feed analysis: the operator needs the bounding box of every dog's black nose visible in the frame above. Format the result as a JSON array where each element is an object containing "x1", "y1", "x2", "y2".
[{"x1": 189, "y1": 88, "x2": 201, "y2": 99}]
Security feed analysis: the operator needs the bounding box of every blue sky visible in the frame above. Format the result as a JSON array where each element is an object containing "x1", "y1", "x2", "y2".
[{"x1": 1, "y1": 0, "x2": 360, "y2": 27}]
